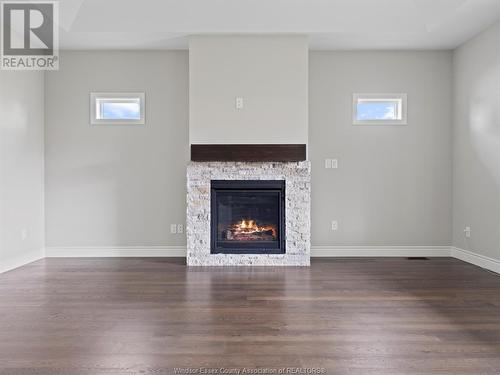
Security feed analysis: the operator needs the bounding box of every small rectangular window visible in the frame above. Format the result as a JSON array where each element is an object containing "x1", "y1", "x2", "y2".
[
  {"x1": 353, "y1": 93, "x2": 407, "y2": 125},
  {"x1": 90, "y1": 92, "x2": 145, "y2": 125}
]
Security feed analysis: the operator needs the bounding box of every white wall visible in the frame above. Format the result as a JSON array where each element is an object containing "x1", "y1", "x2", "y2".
[
  {"x1": 3, "y1": 34, "x2": 499, "y2": 261},
  {"x1": 45, "y1": 51, "x2": 189, "y2": 248},
  {"x1": 44, "y1": 49, "x2": 455, "y2": 251},
  {"x1": 452, "y1": 22, "x2": 500, "y2": 260},
  {"x1": 309, "y1": 51, "x2": 453, "y2": 247},
  {"x1": 0, "y1": 71, "x2": 45, "y2": 273},
  {"x1": 189, "y1": 35, "x2": 308, "y2": 145}
]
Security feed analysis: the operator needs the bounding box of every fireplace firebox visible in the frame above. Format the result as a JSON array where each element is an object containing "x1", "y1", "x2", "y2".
[{"x1": 210, "y1": 180, "x2": 286, "y2": 254}]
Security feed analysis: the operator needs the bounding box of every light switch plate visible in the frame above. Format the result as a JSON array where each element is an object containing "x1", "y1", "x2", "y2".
[
  {"x1": 325, "y1": 158, "x2": 338, "y2": 169},
  {"x1": 170, "y1": 224, "x2": 177, "y2": 234}
]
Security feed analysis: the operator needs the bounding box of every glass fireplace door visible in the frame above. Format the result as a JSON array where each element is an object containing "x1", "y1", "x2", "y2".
[{"x1": 211, "y1": 180, "x2": 285, "y2": 254}]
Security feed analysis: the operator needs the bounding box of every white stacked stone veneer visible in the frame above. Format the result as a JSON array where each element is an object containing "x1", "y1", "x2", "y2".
[{"x1": 187, "y1": 162, "x2": 311, "y2": 266}]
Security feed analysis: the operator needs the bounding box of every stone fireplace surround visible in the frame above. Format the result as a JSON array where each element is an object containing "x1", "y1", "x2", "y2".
[{"x1": 187, "y1": 161, "x2": 311, "y2": 266}]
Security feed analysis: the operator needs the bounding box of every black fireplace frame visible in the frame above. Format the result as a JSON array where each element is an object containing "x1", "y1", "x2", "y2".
[{"x1": 210, "y1": 180, "x2": 286, "y2": 254}]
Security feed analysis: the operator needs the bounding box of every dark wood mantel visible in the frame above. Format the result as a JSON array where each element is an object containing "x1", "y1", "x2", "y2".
[{"x1": 191, "y1": 144, "x2": 307, "y2": 162}]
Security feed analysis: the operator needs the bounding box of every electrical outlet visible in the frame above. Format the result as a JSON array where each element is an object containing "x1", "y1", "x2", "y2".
[
  {"x1": 235, "y1": 97, "x2": 244, "y2": 109},
  {"x1": 464, "y1": 226, "x2": 471, "y2": 238},
  {"x1": 21, "y1": 229, "x2": 28, "y2": 241},
  {"x1": 331, "y1": 159, "x2": 338, "y2": 169},
  {"x1": 177, "y1": 224, "x2": 184, "y2": 234},
  {"x1": 170, "y1": 224, "x2": 177, "y2": 234},
  {"x1": 331, "y1": 220, "x2": 338, "y2": 231}
]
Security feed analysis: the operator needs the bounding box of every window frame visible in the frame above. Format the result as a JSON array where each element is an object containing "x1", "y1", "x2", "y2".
[
  {"x1": 352, "y1": 93, "x2": 407, "y2": 125},
  {"x1": 90, "y1": 92, "x2": 145, "y2": 125}
]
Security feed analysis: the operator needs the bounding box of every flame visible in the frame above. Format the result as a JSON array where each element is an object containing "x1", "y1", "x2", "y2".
[{"x1": 232, "y1": 219, "x2": 277, "y2": 238}]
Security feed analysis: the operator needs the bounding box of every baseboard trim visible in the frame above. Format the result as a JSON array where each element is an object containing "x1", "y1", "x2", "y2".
[
  {"x1": 451, "y1": 247, "x2": 500, "y2": 274},
  {"x1": 0, "y1": 248, "x2": 45, "y2": 274},
  {"x1": 45, "y1": 246, "x2": 450, "y2": 258},
  {"x1": 45, "y1": 246, "x2": 187, "y2": 257},
  {"x1": 311, "y1": 246, "x2": 450, "y2": 257},
  {"x1": 7, "y1": 246, "x2": 499, "y2": 276}
]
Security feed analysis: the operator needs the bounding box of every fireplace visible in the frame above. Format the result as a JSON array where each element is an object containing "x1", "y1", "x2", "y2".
[
  {"x1": 187, "y1": 162, "x2": 310, "y2": 266},
  {"x1": 211, "y1": 180, "x2": 285, "y2": 254}
]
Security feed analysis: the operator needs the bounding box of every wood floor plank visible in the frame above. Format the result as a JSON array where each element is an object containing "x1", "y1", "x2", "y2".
[{"x1": 1, "y1": 257, "x2": 500, "y2": 374}]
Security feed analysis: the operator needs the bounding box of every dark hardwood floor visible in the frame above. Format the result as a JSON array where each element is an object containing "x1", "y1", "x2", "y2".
[{"x1": 1, "y1": 257, "x2": 500, "y2": 374}]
